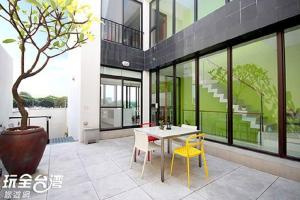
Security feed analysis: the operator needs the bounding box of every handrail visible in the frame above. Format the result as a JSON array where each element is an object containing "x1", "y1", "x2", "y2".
[
  {"x1": 9, "y1": 116, "x2": 51, "y2": 119},
  {"x1": 182, "y1": 109, "x2": 262, "y2": 115},
  {"x1": 101, "y1": 17, "x2": 143, "y2": 49},
  {"x1": 9, "y1": 116, "x2": 51, "y2": 144},
  {"x1": 102, "y1": 17, "x2": 143, "y2": 33}
]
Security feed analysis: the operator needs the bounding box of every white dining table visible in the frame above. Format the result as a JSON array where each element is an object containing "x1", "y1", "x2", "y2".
[{"x1": 134, "y1": 126, "x2": 200, "y2": 182}]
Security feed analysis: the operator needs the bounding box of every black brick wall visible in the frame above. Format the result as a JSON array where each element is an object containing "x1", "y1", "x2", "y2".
[
  {"x1": 101, "y1": 0, "x2": 300, "y2": 71},
  {"x1": 101, "y1": 40, "x2": 144, "y2": 71},
  {"x1": 144, "y1": 0, "x2": 300, "y2": 70}
]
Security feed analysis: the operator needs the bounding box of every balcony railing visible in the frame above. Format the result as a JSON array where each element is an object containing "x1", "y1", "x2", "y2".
[
  {"x1": 101, "y1": 18, "x2": 143, "y2": 49},
  {"x1": 9, "y1": 116, "x2": 51, "y2": 144}
]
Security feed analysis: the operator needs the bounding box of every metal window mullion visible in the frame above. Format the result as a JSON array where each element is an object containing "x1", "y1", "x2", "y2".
[
  {"x1": 195, "y1": 58, "x2": 200, "y2": 130},
  {"x1": 277, "y1": 31, "x2": 287, "y2": 157},
  {"x1": 227, "y1": 47, "x2": 233, "y2": 145}
]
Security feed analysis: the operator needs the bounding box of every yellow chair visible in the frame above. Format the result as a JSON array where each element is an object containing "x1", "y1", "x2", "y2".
[{"x1": 170, "y1": 133, "x2": 208, "y2": 188}]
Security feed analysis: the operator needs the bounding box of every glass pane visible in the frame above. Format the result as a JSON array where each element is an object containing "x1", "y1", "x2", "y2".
[
  {"x1": 101, "y1": 78, "x2": 122, "y2": 107},
  {"x1": 199, "y1": 50, "x2": 227, "y2": 142},
  {"x1": 285, "y1": 26, "x2": 300, "y2": 158},
  {"x1": 232, "y1": 34, "x2": 278, "y2": 153},
  {"x1": 124, "y1": 0, "x2": 141, "y2": 30},
  {"x1": 101, "y1": 67, "x2": 122, "y2": 76},
  {"x1": 101, "y1": 67, "x2": 141, "y2": 79},
  {"x1": 159, "y1": 0, "x2": 173, "y2": 41},
  {"x1": 101, "y1": 108, "x2": 122, "y2": 129},
  {"x1": 151, "y1": 71, "x2": 158, "y2": 125},
  {"x1": 102, "y1": 0, "x2": 122, "y2": 24},
  {"x1": 175, "y1": 0, "x2": 194, "y2": 33},
  {"x1": 176, "y1": 60, "x2": 196, "y2": 126},
  {"x1": 150, "y1": 0, "x2": 157, "y2": 29},
  {"x1": 150, "y1": 29, "x2": 157, "y2": 47},
  {"x1": 160, "y1": 66, "x2": 174, "y2": 124},
  {"x1": 121, "y1": 69, "x2": 142, "y2": 79},
  {"x1": 123, "y1": 80, "x2": 141, "y2": 126},
  {"x1": 197, "y1": 0, "x2": 225, "y2": 20}
]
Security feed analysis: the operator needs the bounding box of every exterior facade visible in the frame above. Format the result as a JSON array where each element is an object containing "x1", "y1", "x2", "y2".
[
  {"x1": 0, "y1": 45, "x2": 13, "y2": 130},
  {"x1": 70, "y1": 0, "x2": 300, "y2": 161}
]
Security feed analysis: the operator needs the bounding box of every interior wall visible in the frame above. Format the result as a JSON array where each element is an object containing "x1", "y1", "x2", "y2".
[{"x1": 142, "y1": 71, "x2": 150, "y2": 123}]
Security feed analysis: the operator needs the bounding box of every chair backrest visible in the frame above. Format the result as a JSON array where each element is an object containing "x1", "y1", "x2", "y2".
[
  {"x1": 185, "y1": 133, "x2": 205, "y2": 149},
  {"x1": 141, "y1": 122, "x2": 155, "y2": 128},
  {"x1": 181, "y1": 124, "x2": 197, "y2": 130},
  {"x1": 134, "y1": 130, "x2": 149, "y2": 152}
]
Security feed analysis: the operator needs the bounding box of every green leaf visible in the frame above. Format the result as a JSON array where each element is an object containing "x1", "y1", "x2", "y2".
[
  {"x1": 26, "y1": 0, "x2": 38, "y2": 6},
  {"x1": 79, "y1": 33, "x2": 84, "y2": 41},
  {"x1": 53, "y1": 41, "x2": 59, "y2": 47},
  {"x1": 49, "y1": 0, "x2": 56, "y2": 9},
  {"x1": 3, "y1": 39, "x2": 16, "y2": 43}
]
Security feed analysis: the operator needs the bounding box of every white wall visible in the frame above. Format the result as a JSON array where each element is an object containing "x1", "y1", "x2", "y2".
[
  {"x1": 0, "y1": 45, "x2": 13, "y2": 129},
  {"x1": 143, "y1": 0, "x2": 150, "y2": 51},
  {"x1": 11, "y1": 108, "x2": 67, "y2": 139},
  {"x1": 67, "y1": 0, "x2": 101, "y2": 142},
  {"x1": 142, "y1": 0, "x2": 150, "y2": 123},
  {"x1": 142, "y1": 71, "x2": 150, "y2": 123}
]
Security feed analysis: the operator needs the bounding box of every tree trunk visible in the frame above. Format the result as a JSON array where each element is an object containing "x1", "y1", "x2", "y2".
[{"x1": 12, "y1": 76, "x2": 28, "y2": 130}]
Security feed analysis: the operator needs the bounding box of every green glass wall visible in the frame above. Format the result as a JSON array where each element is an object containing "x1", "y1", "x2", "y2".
[
  {"x1": 197, "y1": 0, "x2": 225, "y2": 20},
  {"x1": 175, "y1": 0, "x2": 194, "y2": 33},
  {"x1": 232, "y1": 34, "x2": 278, "y2": 153},
  {"x1": 159, "y1": 66, "x2": 174, "y2": 124},
  {"x1": 285, "y1": 26, "x2": 300, "y2": 158},
  {"x1": 199, "y1": 50, "x2": 227, "y2": 142},
  {"x1": 176, "y1": 60, "x2": 196, "y2": 126}
]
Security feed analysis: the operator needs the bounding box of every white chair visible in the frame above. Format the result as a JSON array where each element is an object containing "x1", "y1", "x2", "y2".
[
  {"x1": 172, "y1": 124, "x2": 198, "y2": 145},
  {"x1": 130, "y1": 130, "x2": 160, "y2": 177}
]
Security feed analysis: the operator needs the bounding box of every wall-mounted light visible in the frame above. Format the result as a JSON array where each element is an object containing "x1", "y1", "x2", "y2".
[{"x1": 122, "y1": 61, "x2": 130, "y2": 67}]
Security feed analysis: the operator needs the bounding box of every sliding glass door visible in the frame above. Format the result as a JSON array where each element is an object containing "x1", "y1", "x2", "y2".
[
  {"x1": 123, "y1": 80, "x2": 141, "y2": 127},
  {"x1": 285, "y1": 26, "x2": 300, "y2": 158},
  {"x1": 199, "y1": 50, "x2": 228, "y2": 142},
  {"x1": 100, "y1": 73, "x2": 142, "y2": 130},
  {"x1": 159, "y1": 66, "x2": 174, "y2": 124},
  {"x1": 100, "y1": 78, "x2": 122, "y2": 129}
]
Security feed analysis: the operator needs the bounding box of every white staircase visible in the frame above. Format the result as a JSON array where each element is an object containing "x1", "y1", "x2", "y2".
[{"x1": 200, "y1": 80, "x2": 261, "y2": 130}]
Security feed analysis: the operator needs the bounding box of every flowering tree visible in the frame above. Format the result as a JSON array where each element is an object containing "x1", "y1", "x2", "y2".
[{"x1": 0, "y1": 0, "x2": 98, "y2": 129}]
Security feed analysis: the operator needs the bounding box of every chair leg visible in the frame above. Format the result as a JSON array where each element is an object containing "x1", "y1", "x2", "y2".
[
  {"x1": 141, "y1": 151, "x2": 148, "y2": 178},
  {"x1": 187, "y1": 157, "x2": 190, "y2": 189},
  {"x1": 170, "y1": 153, "x2": 175, "y2": 176},
  {"x1": 150, "y1": 151, "x2": 152, "y2": 164},
  {"x1": 130, "y1": 147, "x2": 136, "y2": 168},
  {"x1": 201, "y1": 150, "x2": 209, "y2": 177},
  {"x1": 148, "y1": 151, "x2": 150, "y2": 161},
  {"x1": 138, "y1": 150, "x2": 140, "y2": 156}
]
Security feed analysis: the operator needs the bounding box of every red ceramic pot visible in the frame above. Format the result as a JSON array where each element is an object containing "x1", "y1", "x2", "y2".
[{"x1": 0, "y1": 126, "x2": 47, "y2": 176}]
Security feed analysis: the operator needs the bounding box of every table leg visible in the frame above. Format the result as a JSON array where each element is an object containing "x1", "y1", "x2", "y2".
[
  {"x1": 198, "y1": 155, "x2": 202, "y2": 167},
  {"x1": 161, "y1": 138, "x2": 165, "y2": 182},
  {"x1": 198, "y1": 136, "x2": 202, "y2": 167},
  {"x1": 134, "y1": 148, "x2": 137, "y2": 162},
  {"x1": 167, "y1": 139, "x2": 171, "y2": 154}
]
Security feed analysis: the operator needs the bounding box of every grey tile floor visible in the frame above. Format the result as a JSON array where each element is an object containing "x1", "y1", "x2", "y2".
[{"x1": 1, "y1": 136, "x2": 300, "y2": 200}]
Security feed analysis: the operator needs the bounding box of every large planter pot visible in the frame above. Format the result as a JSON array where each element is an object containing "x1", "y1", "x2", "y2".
[{"x1": 0, "y1": 126, "x2": 47, "y2": 176}]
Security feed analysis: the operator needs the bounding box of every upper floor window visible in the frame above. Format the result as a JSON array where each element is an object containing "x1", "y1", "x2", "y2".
[
  {"x1": 197, "y1": 0, "x2": 225, "y2": 20},
  {"x1": 102, "y1": 0, "x2": 143, "y2": 49},
  {"x1": 150, "y1": 0, "x2": 227, "y2": 47},
  {"x1": 175, "y1": 0, "x2": 195, "y2": 33}
]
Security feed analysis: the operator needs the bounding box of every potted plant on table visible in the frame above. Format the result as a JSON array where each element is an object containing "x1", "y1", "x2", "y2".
[{"x1": 0, "y1": 0, "x2": 98, "y2": 176}]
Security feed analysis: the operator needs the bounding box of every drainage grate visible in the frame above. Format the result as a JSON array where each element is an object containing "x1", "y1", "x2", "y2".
[{"x1": 49, "y1": 136, "x2": 76, "y2": 144}]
